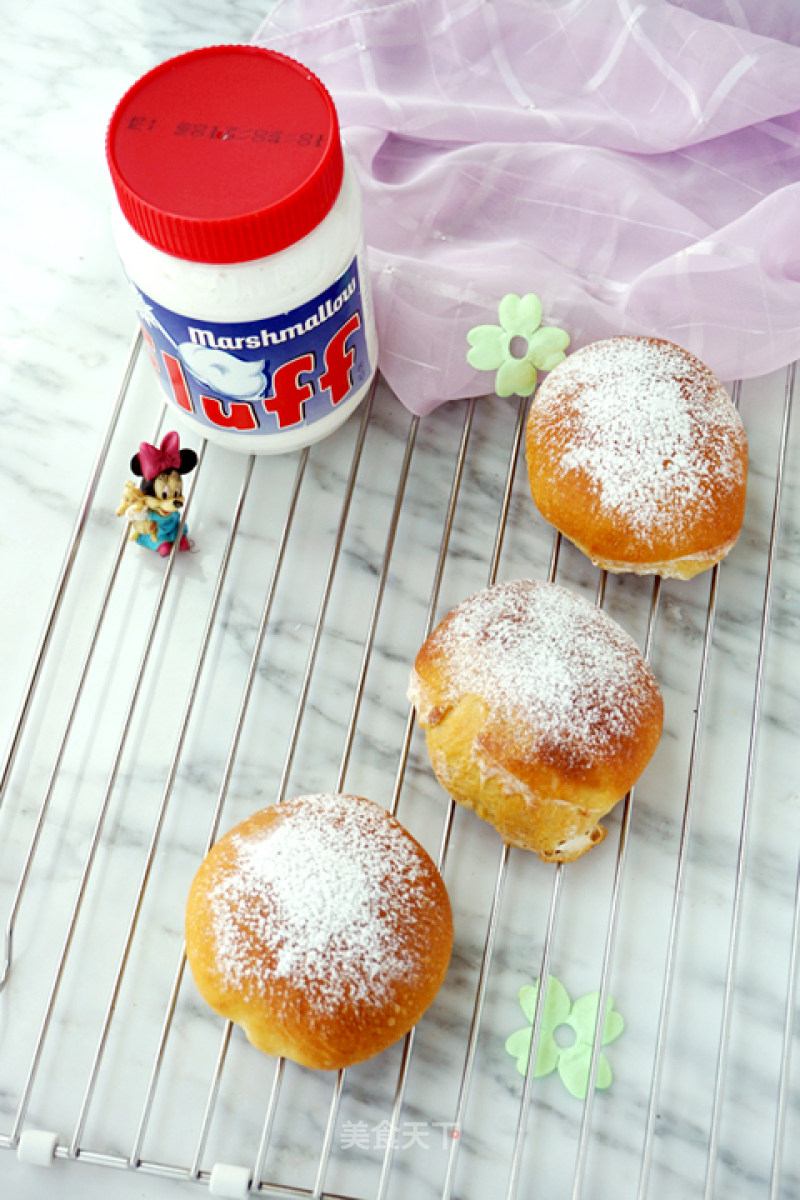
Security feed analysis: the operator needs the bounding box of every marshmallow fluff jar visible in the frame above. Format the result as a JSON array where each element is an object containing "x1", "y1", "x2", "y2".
[{"x1": 106, "y1": 46, "x2": 378, "y2": 453}]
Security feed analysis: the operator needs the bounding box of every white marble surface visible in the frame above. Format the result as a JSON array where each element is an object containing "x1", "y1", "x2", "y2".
[{"x1": 2, "y1": 4, "x2": 800, "y2": 1200}]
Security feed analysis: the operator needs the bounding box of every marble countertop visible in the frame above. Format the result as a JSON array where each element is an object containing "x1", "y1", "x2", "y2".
[{"x1": 2, "y1": 4, "x2": 800, "y2": 1200}]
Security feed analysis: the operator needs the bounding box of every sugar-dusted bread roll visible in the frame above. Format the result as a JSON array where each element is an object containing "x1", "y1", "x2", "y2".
[
  {"x1": 409, "y1": 580, "x2": 663, "y2": 863},
  {"x1": 525, "y1": 336, "x2": 748, "y2": 579},
  {"x1": 185, "y1": 793, "x2": 453, "y2": 1071}
]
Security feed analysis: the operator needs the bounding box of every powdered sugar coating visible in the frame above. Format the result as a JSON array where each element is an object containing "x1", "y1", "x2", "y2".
[
  {"x1": 528, "y1": 336, "x2": 747, "y2": 547},
  {"x1": 414, "y1": 580, "x2": 660, "y2": 770},
  {"x1": 204, "y1": 794, "x2": 443, "y2": 1015}
]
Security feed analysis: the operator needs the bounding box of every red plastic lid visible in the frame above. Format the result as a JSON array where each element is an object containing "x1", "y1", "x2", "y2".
[{"x1": 106, "y1": 45, "x2": 344, "y2": 264}]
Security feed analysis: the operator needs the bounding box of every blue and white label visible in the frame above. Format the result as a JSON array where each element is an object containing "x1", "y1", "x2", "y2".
[{"x1": 133, "y1": 255, "x2": 371, "y2": 437}]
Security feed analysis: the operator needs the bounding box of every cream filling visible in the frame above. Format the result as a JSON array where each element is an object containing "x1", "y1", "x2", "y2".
[{"x1": 574, "y1": 533, "x2": 740, "y2": 580}]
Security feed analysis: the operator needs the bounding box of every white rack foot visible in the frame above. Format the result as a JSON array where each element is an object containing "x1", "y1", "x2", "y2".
[
  {"x1": 209, "y1": 1161, "x2": 251, "y2": 1198},
  {"x1": 17, "y1": 1129, "x2": 58, "y2": 1166}
]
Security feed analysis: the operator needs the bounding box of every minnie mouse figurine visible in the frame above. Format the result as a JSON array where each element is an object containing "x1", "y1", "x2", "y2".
[{"x1": 117, "y1": 431, "x2": 198, "y2": 556}]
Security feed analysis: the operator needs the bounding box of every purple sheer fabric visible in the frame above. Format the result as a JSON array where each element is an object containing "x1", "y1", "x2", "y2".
[{"x1": 255, "y1": 0, "x2": 800, "y2": 414}]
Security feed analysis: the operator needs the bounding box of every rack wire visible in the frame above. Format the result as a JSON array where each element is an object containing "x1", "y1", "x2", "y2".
[{"x1": 0, "y1": 337, "x2": 798, "y2": 1200}]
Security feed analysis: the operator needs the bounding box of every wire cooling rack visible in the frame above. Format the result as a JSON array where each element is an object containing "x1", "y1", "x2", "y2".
[{"x1": 0, "y1": 336, "x2": 798, "y2": 1200}]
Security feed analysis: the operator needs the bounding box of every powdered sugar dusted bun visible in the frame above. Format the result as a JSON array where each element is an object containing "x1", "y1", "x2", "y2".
[
  {"x1": 409, "y1": 580, "x2": 663, "y2": 863},
  {"x1": 525, "y1": 336, "x2": 748, "y2": 579},
  {"x1": 185, "y1": 794, "x2": 453, "y2": 1071}
]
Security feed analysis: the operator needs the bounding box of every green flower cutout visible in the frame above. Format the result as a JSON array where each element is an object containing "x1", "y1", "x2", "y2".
[
  {"x1": 505, "y1": 976, "x2": 625, "y2": 1099},
  {"x1": 466, "y1": 293, "x2": 570, "y2": 397}
]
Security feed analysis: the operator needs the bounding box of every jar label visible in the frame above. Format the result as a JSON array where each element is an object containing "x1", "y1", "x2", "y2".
[{"x1": 131, "y1": 254, "x2": 372, "y2": 437}]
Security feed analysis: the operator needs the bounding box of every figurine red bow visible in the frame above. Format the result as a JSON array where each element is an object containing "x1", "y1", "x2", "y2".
[{"x1": 136, "y1": 431, "x2": 183, "y2": 483}]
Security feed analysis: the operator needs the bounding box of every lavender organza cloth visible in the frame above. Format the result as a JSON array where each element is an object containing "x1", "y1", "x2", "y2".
[{"x1": 254, "y1": 0, "x2": 800, "y2": 415}]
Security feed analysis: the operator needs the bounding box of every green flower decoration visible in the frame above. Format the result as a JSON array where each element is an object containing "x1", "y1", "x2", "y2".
[
  {"x1": 505, "y1": 976, "x2": 625, "y2": 1099},
  {"x1": 466, "y1": 293, "x2": 570, "y2": 397}
]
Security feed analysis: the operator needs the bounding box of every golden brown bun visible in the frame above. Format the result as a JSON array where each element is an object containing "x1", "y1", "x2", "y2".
[
  {"x1": 409, "y1": 580, "x2": 663, "y2": 863},
  {"x1": 185, "y1": 794, "x2": 453, "y2": 1071},
  {"x1": 525, "y1": 336, "x2": 748, "y2": 578}
]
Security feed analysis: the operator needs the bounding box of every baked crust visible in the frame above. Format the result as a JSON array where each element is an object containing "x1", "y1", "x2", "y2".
[
  {"x1": 525, "y1": 336, "x2": 748, "y2": 577},
  {"x1": 409, "y1": 580, "x2": 664, "y2": 863},
  {"x1": 185, "y1": 794, "x2": 453, "y2": 1070}
]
